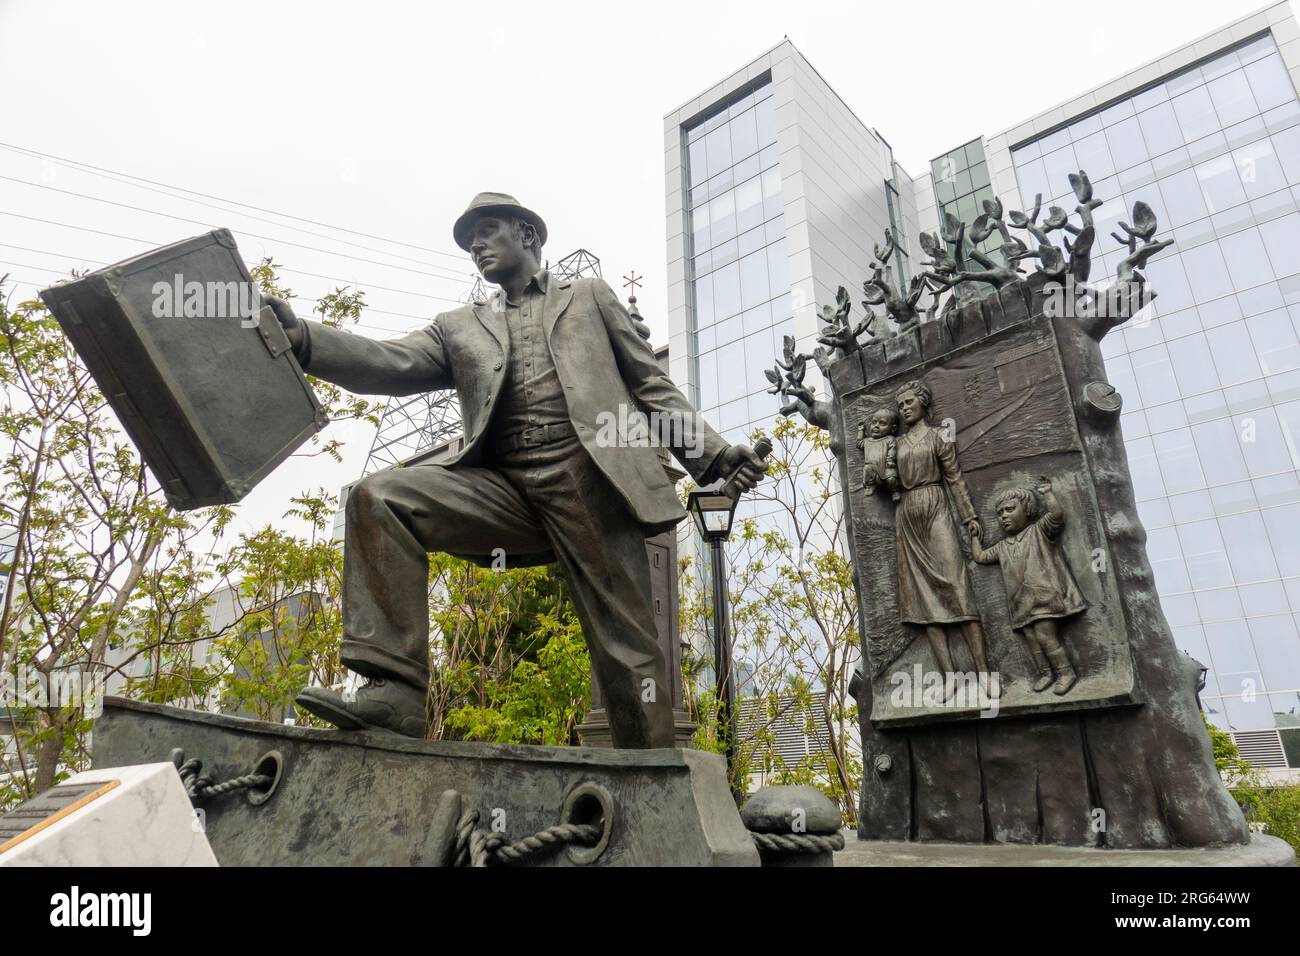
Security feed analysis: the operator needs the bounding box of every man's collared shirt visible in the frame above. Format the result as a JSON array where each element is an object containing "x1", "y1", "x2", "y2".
[{"x1": 489, "y1": 270, "x2": 569, "y2": 439}]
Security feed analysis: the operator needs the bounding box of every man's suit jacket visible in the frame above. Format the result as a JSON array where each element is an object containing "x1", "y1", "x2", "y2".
[{"x1": 302, "y1": 272, "x2": 730, "y2": 533}]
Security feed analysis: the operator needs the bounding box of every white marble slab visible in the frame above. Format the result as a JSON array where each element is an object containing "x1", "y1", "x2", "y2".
[{"x1": 0, "y1": 762, "x2": 218, "y2": 866}]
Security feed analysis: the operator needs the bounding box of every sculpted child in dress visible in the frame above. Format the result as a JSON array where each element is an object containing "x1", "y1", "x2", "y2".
[
  {"x1": 856, "y1": 407, "x2": 900, "y2": 500},
  {"x1": 893, "y1": 380, "x2": 995, "y2": 700},
  {"x1": 969, "y1": 477, "x2": 1087, "y2": 695}
]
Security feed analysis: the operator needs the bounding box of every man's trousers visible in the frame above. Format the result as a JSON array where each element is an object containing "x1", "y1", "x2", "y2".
[{"x1": 340, "y1": 432, "x2": 676, "y2": 749}]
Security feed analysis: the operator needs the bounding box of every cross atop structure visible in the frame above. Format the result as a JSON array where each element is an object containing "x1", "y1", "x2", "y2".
[{"x1": 622, "y1": 270, "x2": 643, "y2": 299}]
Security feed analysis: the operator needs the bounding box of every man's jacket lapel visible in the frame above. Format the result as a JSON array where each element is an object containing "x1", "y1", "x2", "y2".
[
  {"x1": 473, "y1": 298, "x2": 509, "y2": 359},
  {"x1": 542, "y1": 274, "x2": 574, "y2": 343}
]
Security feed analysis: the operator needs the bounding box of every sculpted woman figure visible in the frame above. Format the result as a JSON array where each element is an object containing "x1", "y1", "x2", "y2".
[{"x1": 893, "y1": 379, "x2": 995, "y2": 699}]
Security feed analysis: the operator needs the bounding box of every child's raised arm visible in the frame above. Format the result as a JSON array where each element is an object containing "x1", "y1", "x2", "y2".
[{"x1": 1036, "y1": 476, "x2": 1065, "y2": 538}]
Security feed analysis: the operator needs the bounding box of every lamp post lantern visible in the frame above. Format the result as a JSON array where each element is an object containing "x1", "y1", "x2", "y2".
[{"x1": 686, "y1": 437, "x2": 770, "y2": 796}]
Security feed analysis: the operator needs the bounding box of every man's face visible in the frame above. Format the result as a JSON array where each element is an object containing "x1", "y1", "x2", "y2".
[
  {"x1": 869, "y1": 410, "x2": 896, "y2": 439},
  {"x1": 468, "y1": 216, "x2": 532, "y2": 284},
  {"x1": 998, "y1": 497, "x2": 1030, "y2": 534}
]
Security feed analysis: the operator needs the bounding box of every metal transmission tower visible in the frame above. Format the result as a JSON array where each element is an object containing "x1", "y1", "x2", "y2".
[
  {"x1": 361, "y1": 388, "x2": 462, "y2": 475},
  {"x1": 359, "y1": 249, "x2": 602, "y2": 475},
  {"x1": 551, "y1": 248, "x2": 601, "y2": 280},
  {"x1": 465, "y1": 275, "x2": 492, "y2": 305}
]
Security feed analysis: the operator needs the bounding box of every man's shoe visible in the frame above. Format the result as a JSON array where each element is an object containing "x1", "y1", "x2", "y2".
[{"x1": 296, "y1": 677, "x2": 427, "y2": 737}]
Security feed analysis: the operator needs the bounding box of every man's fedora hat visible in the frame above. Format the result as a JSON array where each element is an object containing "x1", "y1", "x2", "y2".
[{"x1": 453, "y1": 192, "x2": 548, "y2": 252}]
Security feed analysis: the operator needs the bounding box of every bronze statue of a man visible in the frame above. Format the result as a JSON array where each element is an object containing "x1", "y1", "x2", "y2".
[{"x1": 265, "y1": 192, "x2": 767, "y2": 748}]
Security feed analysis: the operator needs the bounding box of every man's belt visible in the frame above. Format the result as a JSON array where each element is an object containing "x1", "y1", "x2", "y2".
[{"x1": 493, "y1": 421, "x2": 577, "y2": 454}]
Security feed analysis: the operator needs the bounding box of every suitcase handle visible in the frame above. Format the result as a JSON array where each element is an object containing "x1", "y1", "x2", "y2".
[{"x1": 256, "y1": 305, "x2": 293, "y2": 359}]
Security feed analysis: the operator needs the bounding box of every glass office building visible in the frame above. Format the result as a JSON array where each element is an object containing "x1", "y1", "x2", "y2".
[
  {"x1": 684, "y1": 82, "x2": 793, "y2": 455},
  {"x1": 668, "y1": 4, "x2": 1300, "y2": 765},
  {"x1": 931, "y1": 139, "x2": 1006, "y2": 265},
  {"x1": 1003, "y1": 34, "x2": 1300, "y2": 749},
  {"x1": 665, "y1": 40, "x2": 920, "y2": 537}
]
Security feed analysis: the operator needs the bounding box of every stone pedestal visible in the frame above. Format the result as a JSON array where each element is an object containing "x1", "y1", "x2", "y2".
[
  {"x1": 577, "y1": 706, "x2": 698, "y2": 748},
  {"x1": 92, "y1": 697, "x2": 757, "y2": 867},
  {"x1": 835, "y1": 834, "x2": 1295, "y2": 867}
]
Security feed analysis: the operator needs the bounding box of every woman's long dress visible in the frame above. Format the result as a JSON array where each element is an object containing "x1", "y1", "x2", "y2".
[{"x1": 894, "y1": 423, "x2": 981, "y2": 625}]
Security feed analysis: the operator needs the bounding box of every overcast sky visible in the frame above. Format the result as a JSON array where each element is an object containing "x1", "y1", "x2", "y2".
[{"x1": 0, "y1": 0, "x2": 1282, "y2": 544}]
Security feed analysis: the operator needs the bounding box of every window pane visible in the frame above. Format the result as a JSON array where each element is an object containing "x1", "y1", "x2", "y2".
[
  {"x1": 1251, "y1": 615, "x2": 1300, "y2": 695},
  {"x1": 730, "y1": 108, "x2": 759, "y2": 163},
  {"x1": 690, "y1": 203, "x2": 711, "y2": 253},
  {"x1": 1234, "y1": 138, "x2": 1288, "y2": 198},
  {"x1": 1206, "y1": 70, "x2": 1259, "y2": 127},
  {"x1": 1172, "y1": 86, "x2": 1221, "y2": 142},
  {"x1": 761, "y1": 165, "x2": 783, "y2": 220},
  {"x1": 716, "y1": 340, "x2": 746, "y2": 404},
  {"x1": 1169, "y1": 333, "x2": 1220, "y2": 396},
  {"x1": 694, "y1": 272, "x2": 714, "y2": 327},
  {"x1": 688, "y1": 138, "x2": 707, "y2": 186},
  {"x1": 1239, "y1": 409, "x2": 1293, "y2": 475},
  {"x1": 735, "y1": 175, "x2": 764, "y2": 234},
  {"x1": 739, "y1": 250, "x2": 769, "y2": 310},
  {"x1": 1180, "y1": 242, "x2": 1233, "y2": 301},
  {"x1": 1207, "y1": 321, "x2": 1264, "y2": 384},
  {"x1": 755, "y1": 95, "x2": 777, "y2": 147},
  {"x1": 1014, "y1": 157, "x2": 1050, "y2": 204},
  {"x1": 1132, "y1": 345, "x2": 1180, "y2": 405},
  {"x1": 1106, "y1": 116, "x2": 1148, "y2": 172},
  {"x1": 1072, "y1": 130, "x2": 1115, "y2": 180},
  {"x1": 744, "y1": 331, "x2": 773, "y2": 394},
  {"x1": 705, "y1": 125, "x2": 732, "y2": 179},
  {"x1": 1158, "y1": 166, "x2": 1208, "y2": 226},
  {"x1": 1248, "y1": 310, "x2": 1300, "y2": 373},
  {"x1": 767, "y1": 242, "x2": 790, "y2": 297},
  {"x1": 1219, "y1": 511, "x2": 1280, "y2": 582},
  {"x1": 1192, "y1": 418, "x2": 1249, "y2": 484},
  {"x1": 1176, "y1": 516, "x2": 1230, "y2": 586},
  {"x1": 1245, "y1": 54, "x2": 1295, "y2": 113},
  {"x1": 1260, "y1": 215, "x2": 1300, "y2": 280},
  {"x1": 1219, "y1": 228, "x2": 1274, "y2": 290},
  {"x1": 713, "y1": 261, "x2": 741, "y2": 320},
  {"x1": 1195, "y1": 155, "x2": 1247, "y2": 213},
  {"x1": 1139, "y1": 101, "x2": 1184, "y2": 157},
  {"x1": 698, "y1": 351, "x2": 718, "y2": 409}
]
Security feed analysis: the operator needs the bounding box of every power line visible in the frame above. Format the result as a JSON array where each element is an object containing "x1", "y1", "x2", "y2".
[
  {"x1": 0, "y1": 178, "x2": 473, "y2": 284},
  {"x1": 0, "y1": 263, "x2": 432, "y2": 333},
  {"x1": 0, "y1": 170, "x2": 472, "y2": 278},
  {"x1": 0, "y1": 241, "x2": 466, "y2": 305},
  {"x1": 0, "y1": 141, "x2": 469, "y2": 263},
  {"x1": 1, "y1": 210, "x2": 162, "y2": 246},
  {"x1": 0, "y1": 160, "x2": 468, "y2": 274}
]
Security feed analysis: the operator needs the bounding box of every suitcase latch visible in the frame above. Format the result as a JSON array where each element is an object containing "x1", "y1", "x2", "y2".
[{"x1": 256, "y1": 305, "x2": 292, "y2": 359}]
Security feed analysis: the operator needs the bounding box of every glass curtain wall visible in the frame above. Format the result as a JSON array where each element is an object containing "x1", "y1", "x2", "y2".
[
  {"x1": 1010, "y1": 34, "x2": 1300, "y2": 735},
  {"x1": 685, "y1": 81, "x2": 793, "y2": 500},
  {"x1": 932, "y1": 139, "x2": 1004, "y2": 264}
]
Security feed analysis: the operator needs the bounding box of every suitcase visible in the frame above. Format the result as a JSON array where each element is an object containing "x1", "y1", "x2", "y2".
[{"x1": 39, "y1": 229, "x2": 329, "y2": 511}]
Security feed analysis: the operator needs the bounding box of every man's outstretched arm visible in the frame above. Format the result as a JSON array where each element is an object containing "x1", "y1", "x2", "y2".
[
  {"x1": 265, "y1": 294, "x2": 451, "y2": 396},
  {"x1": 590, "y1": 279, "x2": 766, "y2": 491}
]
